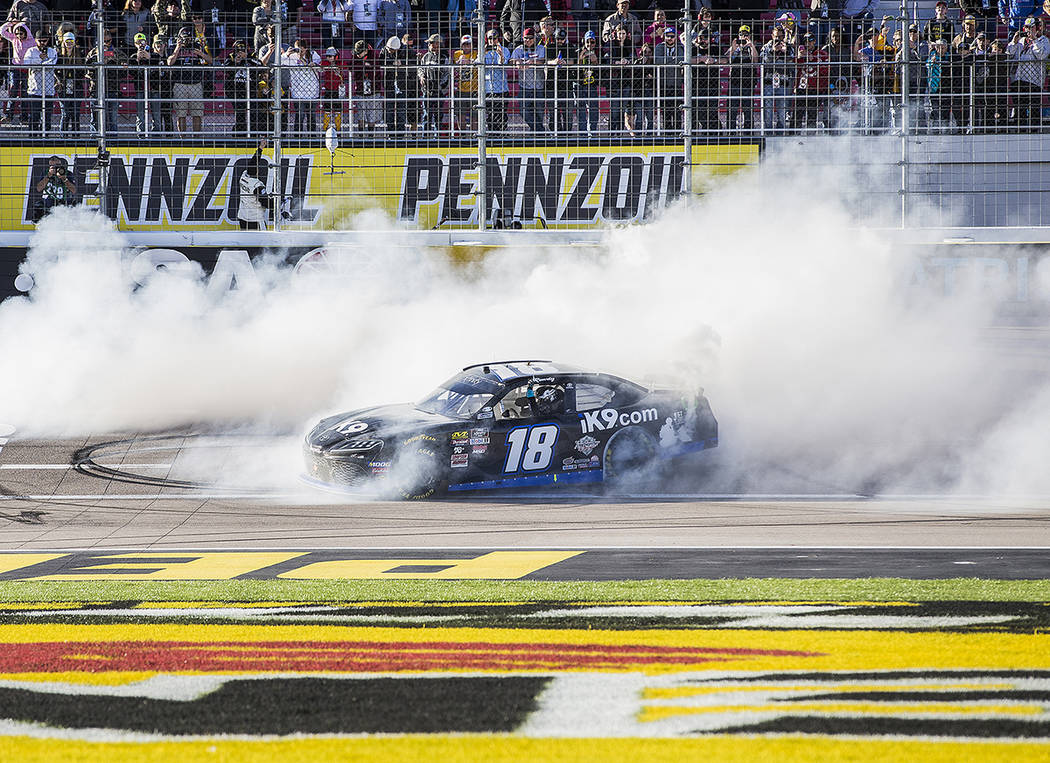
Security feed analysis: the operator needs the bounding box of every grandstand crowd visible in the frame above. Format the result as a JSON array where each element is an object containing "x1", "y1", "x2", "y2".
[{"x1": 2, "y1": 0, "x2": 1049, "y2": 136}]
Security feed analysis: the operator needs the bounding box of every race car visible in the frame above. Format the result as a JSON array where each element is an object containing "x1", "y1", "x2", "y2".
[{"x1": 303, "y1": 360, "x2": 717, "y2": 499}]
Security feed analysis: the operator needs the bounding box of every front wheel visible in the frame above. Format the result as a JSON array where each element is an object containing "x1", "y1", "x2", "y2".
[{"x1": 389, "y1": 437, "x2": 444, "y2": 500}]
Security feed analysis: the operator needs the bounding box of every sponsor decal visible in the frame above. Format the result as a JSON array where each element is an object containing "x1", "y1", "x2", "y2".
[
  {"x1": 368, "y1": 461, "x2": 390, "y2": 474},
  {"x1": 562, "y1": 456, "x2": 599, "y2": 472},
  {"x1": 472, "y1": 445, "x2": 488, "y2": 455},
  {"x1": 477, "y1": 407, "x2": 494, "y2": 420},
  {"x1": 453, "y1": 446, "x2": 466, "y2": 455},
  {"x1": 579, "y1": 407, "x2": 658, "y2": 435},
  {"x1": 575, "y1": 435, "x2": 600, "y2": 456},
  {"x1": 451, "y1": 453, "x2": 469, "y2": 468},
  {"x1": 470, "y1": 428, "x2": 489, "y2": 439},
  {"x1": 469, "y1": 437, "x2": 489, "y2": 446},
  {"x1": 451, "y1": 431, "x2": 468, "y2": 440}
]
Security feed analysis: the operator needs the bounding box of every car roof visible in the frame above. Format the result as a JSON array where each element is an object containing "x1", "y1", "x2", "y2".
[{"x1": 458, "y1": 361, "x2": 636, "y2": 388}]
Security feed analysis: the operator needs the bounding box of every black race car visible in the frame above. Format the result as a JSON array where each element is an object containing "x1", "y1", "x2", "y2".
[{"x1": 303, "y1": 360, "x2": 717, "y2": 499}]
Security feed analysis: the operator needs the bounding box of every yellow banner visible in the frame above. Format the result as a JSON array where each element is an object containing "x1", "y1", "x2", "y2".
[{"x1": 5, "y1": 144, "x2": 758, "y2": 231}]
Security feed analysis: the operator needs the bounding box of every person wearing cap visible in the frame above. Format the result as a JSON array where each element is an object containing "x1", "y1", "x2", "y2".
[
  {"x1": 481, "y1": 27, "x2": 510, "y2": 132},
  {"x1": 690, "y1": 8, "x2": 720, "y2": 133},
  {"x1": 351, "y1": 0, "x2": 379, "y2": 47},
  {"x1": 317, "y1": 0, "x2": 352, "y2": 52},
  {"x1": 349, "y1": 38, "x2": 380, "y2": 132},
  {"x1": 541, "y1": 17, "x2": 572, "y2": 133},
  {"x1": 419, "y1": 34, "x2": 449, "y2": 131},
  {"x1": 149, "y1": 35, "x2": 175, "y2": 133},
  {"x1": 225, "y1": 38, "x2": 263, "y2": 136},
  {"x1": 576, "y1": 29, "x2": 600, "y2": 134},
  {"x1": 55, "y1": 31, "x2": 83, "y2": 133},
  {"x1": 761, "y1": 24, "x2": 794, "y2": 131},
  {"x1": 1007, "y1": 16, "x2": 1049, "y2": 126},
  {"x1": 319, "y1": 46, "x2": 345, "y2": 131},
  {"x1": 23, "y1": 29, "x2": 56, "y2": 135},
  {"x1": 168, "y1": 25, "x2": 212, "y2": 134},
  {"x1": 960, "y1": 0, "x2": 998, "y2": 37},
  {"x1": 500, "y1": 0, "x2": 548, "y2": 49},
  {"x1": 776, "y1": 12, "x2": 799, "y2": 47},
  {"x1": 725, "y1": 23, "x2": 758, "y2": 132},
  {"x1": 128, "y1": 30, "x2": 161, "y2": 135},
  {"x1": 999, "y1": 0, "x2": 1039, "y2": 34},
  {"x1": 925, "y1": 1, "x2": 956, "y2": 45},
  {"x1": 653, "y1": 25, "x2": 683, "y2": 133},
  {"x1": 511, "y1": 26, "x2": 546, "y2": 131},
  {"x1": 378, "y1": 0, "x2": 412, "y2": 43},
  {"x1": 602, "y1": 0, "x2": 642, "y2": 46},
  {"x1": 794, "y1": 32, "x2": 828, "y2": 131},
  {"x1": 379, "y1": 34, "x2": 409, "y2": 132},
  {"x1": 894, "y1": 23, "x2": 929, "y2": 129},
  {"x1": 452, "y1": 34, "x2": 476, "y2": 132}
]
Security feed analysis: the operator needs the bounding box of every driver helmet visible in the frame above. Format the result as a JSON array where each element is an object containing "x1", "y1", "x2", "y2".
[{"x1": 534, "y1": 386, "x2": 564, "y2": 416}]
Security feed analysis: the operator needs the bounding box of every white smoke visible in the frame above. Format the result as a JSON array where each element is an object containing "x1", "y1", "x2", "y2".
[{"x1": 0, "y1": 145, "x2": 1045, "y2": 495}]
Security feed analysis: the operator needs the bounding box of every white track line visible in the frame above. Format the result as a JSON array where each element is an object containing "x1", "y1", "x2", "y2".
[
  {"x1": 0, "y1": 464, "x2": 174, "y2": 470},
  {"x1": 0, "y1": 493, "x2": 295, "y2": 501}
]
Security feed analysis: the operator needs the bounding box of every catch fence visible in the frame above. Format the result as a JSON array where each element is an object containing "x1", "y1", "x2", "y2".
[{"x1": 5, "y1": 5, "x2": 1050, "y2": 230}]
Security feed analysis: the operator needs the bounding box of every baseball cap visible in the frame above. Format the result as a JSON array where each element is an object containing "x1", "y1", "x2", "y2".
[
  {"x1": 584, "y1": 30, "x2": 596, "y2": 40},
  {"x1": 739, "y1": 24, "x2": 750, "y2": 33},
  {"x1": 426, "y1": 33, "x2": 441, "y2": 43},
  {"x1": 134, "y1": 32, "x2": 147, "y2": 42},
  {"x1": 935, "y1": 0, "x2": 947, "y2": 5},
  {"x1": 386, "y1": 35, "x2": 401, "y2": 49},
  {"x1": 523, "y1": 28, "x2": 535, "y2": 36},
  {"x1": 1024, "y1": 16, "x2": 1036, "y2": 25},
  {"x1": 62, "y1": 31, "x2": 75, "y2": 41},
  {"x1": 461, "y1": 34, "x2": 472, "y2": 43},
  {"x1": 325, "y1": 46, "x2": 337, "y2": 55}
]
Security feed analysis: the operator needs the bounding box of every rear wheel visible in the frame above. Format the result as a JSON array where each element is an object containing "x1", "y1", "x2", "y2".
[
  {"x1": 389, "y1": 437, "x2": 444, "y2": 500},
  {"x1": 603, "y1": 427, "x2": 659, "y2": 491}
]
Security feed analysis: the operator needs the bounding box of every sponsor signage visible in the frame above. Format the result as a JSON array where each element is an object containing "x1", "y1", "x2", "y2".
[{"x1": 2, "y1": 144, "x2": 759, "y2": 231}]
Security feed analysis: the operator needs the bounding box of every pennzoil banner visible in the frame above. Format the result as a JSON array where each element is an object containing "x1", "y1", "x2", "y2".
[{"x1": 4, "y1": 144, "x2": 758, "y2": 231}]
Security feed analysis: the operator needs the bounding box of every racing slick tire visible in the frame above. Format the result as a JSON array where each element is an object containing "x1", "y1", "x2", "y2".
[
  {"x1": 603, "y1": 426, "x2": 659, "y2": 490},
  {"x1": 389, "y1": 435, "x2": 445, "y2": 500}
]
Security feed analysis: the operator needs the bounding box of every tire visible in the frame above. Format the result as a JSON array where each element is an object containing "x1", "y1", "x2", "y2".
[
  {"x1": 389, "y1": 436, "x2": 444, "y2": 500},
  {"x1": 603, "y1": 426, "x2": 659, "y2": 491}
]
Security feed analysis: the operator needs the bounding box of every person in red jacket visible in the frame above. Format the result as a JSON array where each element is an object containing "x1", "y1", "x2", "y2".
[
  {"x1": 348, "y1": 39, "x2": 380, "y2": 132},
  {"x1": 795, "y1": 32, "x2": 829, "y2": 131},
  {"x1": 320, "y1": 46, "x2": 345, "y2": 130}
]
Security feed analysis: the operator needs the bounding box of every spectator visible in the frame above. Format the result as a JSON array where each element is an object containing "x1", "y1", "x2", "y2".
[
  {"x1": 8, "y1": 0, "x2": 47, "y2": 33},
  {"x1": 33, "y1": 156, "x2": 76, "y2": 223},
  {"x1": 500, "y1": 0, "x2": 547, "y2": 47},
  {"x1": 627, "y1": 41, "x2": 654, "y2": 135},
  {"x1": 925, "y1": 1, "x2": 956, "y2": 44},
  {"x1": 379, "y1": 34, "x2": 406, "y2": 131},
  {"x1": 225, "y1": 38, "x2": 260, "y2": 134},
  {"x1": 1007, "y1": 16, "x2": 1049, "y2": 128},
  {"x1": 927, "y1": 38, "x2": 955, "y2": 128},
  {"x1": 511, "y1": 26, "x2": 545, "y2": 131},
  {"x1": 982, "y1": 37, "x2": 1011, "y2": 128},
  {"x1": 776, "y1": 11, "x2": 800, "y2": 47},
  {"x1": 319, "y1": 45, "x2": 344, "y2": 130},
  {"x1": 252, "y1": 0, "x2": 274, "y2": 53},
  {"x1": 855, "y1": 26, "x2": 889, "y2": 129},
  {"x1": 286, "y1": 39, "x2": 321, "y2": 134},
  {"x1": 54, "y1": 30, "x2": 82, "y2": 132},
  {"x1": 603, "y1": 24, "x2": 632, "y2": 133},
  {"x1": 350, "y1": 0, "x2": 378, "y2": 47},
  {"x1": 841, "y1": 0, "x2": 877, "y2": 44},
  {"x1": 418, "y1": 33, "x2": 448, "y2": 131},
  {"x1": 167, "y1": 25, "x2": 212, "y2": 133},
  {"x1": 85, "y1": 28, "x2": 126, "y2": 133},
  {"x1": 477, "y1": 28, "x2": 508, "y2": 132},
  {"x1": 1, "y1": 18, "x2": 35, "y2": 126},
  {"x1": 602, "y1": 0, "x2": 641, "y2": 46},
  {"x1": 448, "y1": 0, "x2": 476, "y2": 38},
  {"x1": 642, "y1": 8, "x2": 667, "y2": 48},
  {"x1": 999, "y1": 0, "x2": 1038, "y2": 33},
  {"x1": 122, "y1": 0, "x2": 152, "y2": 52},
  {"x1": 961, "y1": 0, "x2": 998, "y2": 38},
  {"x1": 795, "y1": 32, "x2": 828, "y2": 130},
  {"x1": 824, "y1": 24, "x2": 853, "y2": 114},
  {"x1": 542, "y1": 21, "x2": 573, "y2": 133},
  {"x1": 761, "y1": 24, "x2": 794, "y2": 131},
  {"x1": 575, "y1": 28, "x2": 598, "y2": 134},
  {"x1": 349, "y1": 38, "x2": 380, "y2": 131},
  {"x1": 149, "y1": 34, "x2": 174, "y2": 132},
  {"x1": 317, "y1": 0, "x2": 350, "y2": 51},
  {"x1": 894, "y1": 23, "x2": 929, "y2": 129},
  {"x1": 401, "y1": 30, "x2": 421, "y2": 130},
  {"x1": 692, "y1": 8, "x2": 721, "y2": 133},
  {"x1": 452, "y1": 34, "x2": 475, "y2": 132},
  {"x1": 154, "y1": 0, "x2": 183, "y2": 47},
  {"x1": 23, "y1": 30, "x2": 56, "y2": 134},
  {"x1": 725, "y1": 23, "x2": 757, "y2": 132},
  {"x1": 127, "y1": 31, "x2": 158, "y2": 134},
  {"x1": 653, "y1": 26, "x2": 682, "y2": 133},
  {"x1": 377, "y1": 0, "x2": 411, "y2": 42},
  {"x1": 190, "y1": 11, "x2": 218, "y2": 59}
]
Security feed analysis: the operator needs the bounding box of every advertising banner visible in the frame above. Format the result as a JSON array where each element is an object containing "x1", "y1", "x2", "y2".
[{"x1": 3, "y1": 144, "x2": 760, "y2": 232}]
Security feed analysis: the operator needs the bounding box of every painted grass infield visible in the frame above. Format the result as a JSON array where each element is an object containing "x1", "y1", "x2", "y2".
[{"x1": 0, "y1": 577, "x2": 1048, "y2": 602}]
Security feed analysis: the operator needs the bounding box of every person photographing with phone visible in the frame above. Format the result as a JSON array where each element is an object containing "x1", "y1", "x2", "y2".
[{"x1": 1007, "y1": 16, "x2": 1049, "y2": 127}]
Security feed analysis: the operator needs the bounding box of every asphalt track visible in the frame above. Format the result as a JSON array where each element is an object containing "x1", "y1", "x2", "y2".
[{"x1": 0, "y1": 434, "x2": 1048, "y2": 571}]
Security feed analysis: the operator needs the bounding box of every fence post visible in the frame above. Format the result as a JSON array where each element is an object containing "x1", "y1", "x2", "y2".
[
  {"x1": 94, "y1": 1, "x2": 109, "y2": 216},
  {"x1": 899, "y1": 4, "x2": 909, "y2": 229},
  {"x1": 682, "y1": 0, "x2": 693, "y2": 198},
  {"x1": 272, "y1": 11, "x2": 283, "y2": 232},
  {"x1": 475, "y1": 7, "x2": 487, "y2": 231}
]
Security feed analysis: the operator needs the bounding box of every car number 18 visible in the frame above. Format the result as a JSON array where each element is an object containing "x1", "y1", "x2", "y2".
[{"x1": 503, "y1": 425, "x2": 559, "y2": 473}]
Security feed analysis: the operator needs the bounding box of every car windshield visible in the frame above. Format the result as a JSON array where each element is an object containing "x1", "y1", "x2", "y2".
[{"x1": 416, "y1": 386, "x2": 493, "y2": 419}]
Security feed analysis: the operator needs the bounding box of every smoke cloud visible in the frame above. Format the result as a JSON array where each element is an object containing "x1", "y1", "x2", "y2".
[{"x1": 0, "y1": 144, "x2": 1044, "y2": 495}]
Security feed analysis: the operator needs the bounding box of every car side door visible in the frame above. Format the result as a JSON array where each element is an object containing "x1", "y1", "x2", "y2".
[{"x1": 475, "y1": 381, "x2": 568, "y2": 483}]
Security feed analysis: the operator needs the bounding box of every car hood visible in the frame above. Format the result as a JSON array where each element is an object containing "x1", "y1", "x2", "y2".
[{"x1": 307, "y1": 404, "x2": 460, "y2": 451}]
